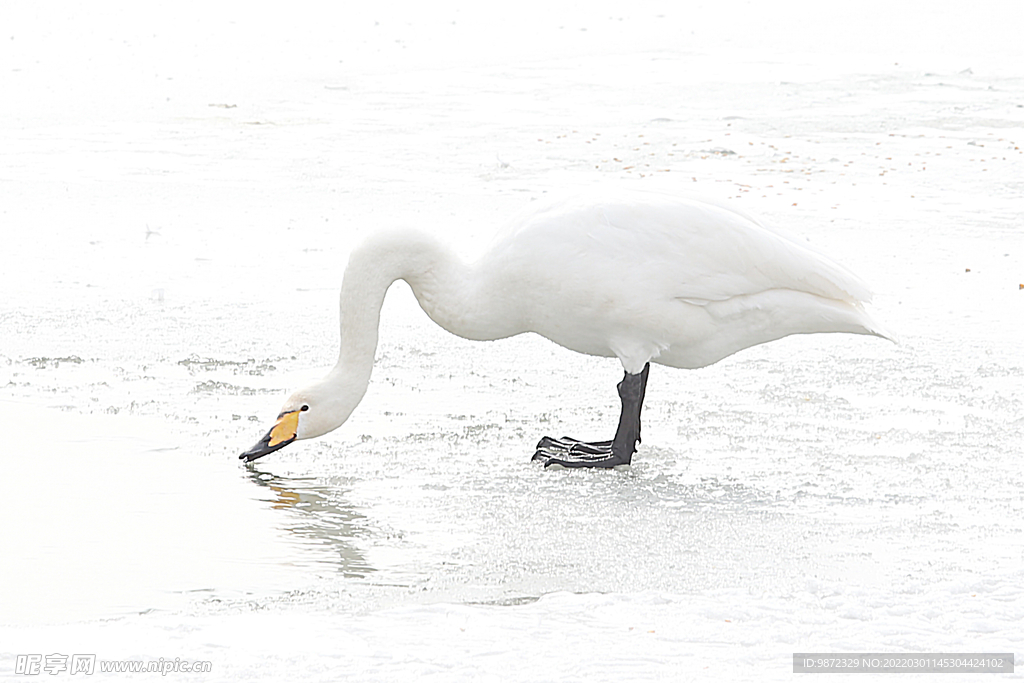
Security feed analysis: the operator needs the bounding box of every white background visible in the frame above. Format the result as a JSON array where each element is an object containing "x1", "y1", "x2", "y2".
[{"x1": 1, "y1": 1, "x2": 1022, "y2": 680}]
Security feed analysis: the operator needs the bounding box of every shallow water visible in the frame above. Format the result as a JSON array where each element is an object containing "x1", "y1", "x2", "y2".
[{"x1": 2, "y1": 1, "x2": 1022, "y2": 680}]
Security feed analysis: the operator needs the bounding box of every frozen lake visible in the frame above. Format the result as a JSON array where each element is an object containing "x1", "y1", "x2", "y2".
[{"x1": 1, "y1": 1, "x2": 1022, "y2": 680}]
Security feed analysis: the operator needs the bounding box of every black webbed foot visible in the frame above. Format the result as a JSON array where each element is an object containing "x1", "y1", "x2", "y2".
[
  {"x1": 535, "y1": 436, "x2": 613, "y2": 454},
  {"x1": 532, "y1": 436, "x2": 628, "y2": 468}
]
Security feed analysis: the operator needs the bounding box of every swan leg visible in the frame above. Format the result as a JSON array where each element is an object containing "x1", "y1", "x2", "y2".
[{"x1": 532, "y1": 363, "x2": 650, "y2": 468}]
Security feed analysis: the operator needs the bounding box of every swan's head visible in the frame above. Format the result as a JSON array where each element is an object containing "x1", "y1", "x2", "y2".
[{"x1": 239, "y1": 379, "x2": 359, "y2": 462}]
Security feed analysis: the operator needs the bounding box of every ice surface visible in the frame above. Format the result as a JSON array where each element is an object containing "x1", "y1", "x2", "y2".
[{"x1": 1, "y1": 1, "x2": 1022, "y2": 681}]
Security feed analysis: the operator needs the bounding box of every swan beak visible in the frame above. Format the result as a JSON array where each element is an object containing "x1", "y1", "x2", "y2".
[{"x1": 239, "y1": 410, "x2": 301, "y2": 462}]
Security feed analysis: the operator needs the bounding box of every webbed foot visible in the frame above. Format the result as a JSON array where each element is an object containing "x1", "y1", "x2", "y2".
[{"x1": 532, "y1": 436, "x2": 629, "y2": 468}]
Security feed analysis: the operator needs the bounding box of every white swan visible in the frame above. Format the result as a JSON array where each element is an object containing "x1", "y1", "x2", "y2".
[{"x1": 241, "y1": 190, "x2": 890, "y2": 468}]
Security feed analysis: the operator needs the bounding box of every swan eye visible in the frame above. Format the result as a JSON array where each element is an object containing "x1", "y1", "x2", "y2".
[{"x1": 300, "y1": 404, "x2": 309, "y2": 412}]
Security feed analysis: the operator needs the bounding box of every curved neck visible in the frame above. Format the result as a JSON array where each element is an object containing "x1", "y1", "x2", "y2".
[
  {"x1": 324, "y1": 230, "x2": 468, "y2": 428},
  {"x1": 317, "y1": 227, "x2": 525, "y2": 435}
]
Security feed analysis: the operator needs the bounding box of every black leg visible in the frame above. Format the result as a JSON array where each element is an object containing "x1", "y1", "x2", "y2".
[{"x1": 532, "y1": 363, "x2": 650, "y2": 468}]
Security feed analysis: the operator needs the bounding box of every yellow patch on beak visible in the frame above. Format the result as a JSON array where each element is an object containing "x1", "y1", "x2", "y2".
[{"x1": 268, "y1": 410, "x2": 301, "y2": 447}]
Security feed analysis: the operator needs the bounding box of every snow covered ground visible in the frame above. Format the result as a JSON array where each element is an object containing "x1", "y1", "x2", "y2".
[{"x1": 1, "y1": 1, "x2": 1022, "y2": 680}]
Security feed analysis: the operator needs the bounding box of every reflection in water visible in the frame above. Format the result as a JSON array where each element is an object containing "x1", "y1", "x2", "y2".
[{"x1": 245, "y1": 468, "x2": 375, "y2": 578}]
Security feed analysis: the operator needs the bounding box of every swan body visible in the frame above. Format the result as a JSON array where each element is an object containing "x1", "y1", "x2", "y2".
[{"x1": 241, "y1": 191, "x2": 889, "y2": 464}]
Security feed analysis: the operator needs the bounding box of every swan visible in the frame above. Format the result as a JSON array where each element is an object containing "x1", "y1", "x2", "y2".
[{"x1": 240, "y1": 190, "x2": 890, "y2": 468}]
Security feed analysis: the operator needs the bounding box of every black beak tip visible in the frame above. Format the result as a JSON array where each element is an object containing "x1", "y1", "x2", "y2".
[{"x1": 239, "y1": 433, "x2": 296, "y2": 463}]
